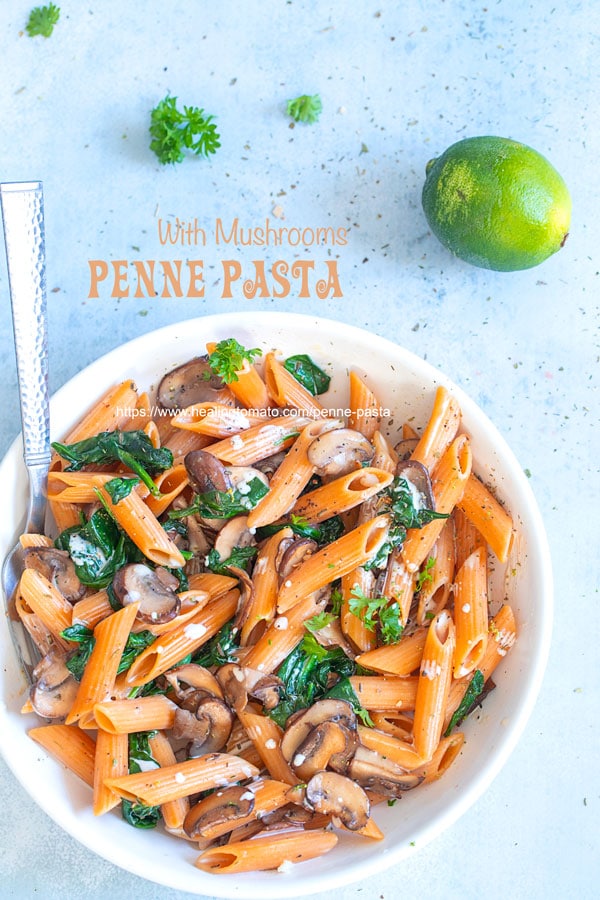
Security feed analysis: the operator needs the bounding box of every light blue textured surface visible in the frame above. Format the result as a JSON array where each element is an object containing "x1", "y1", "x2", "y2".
[{"x1": 0, "y1": 2, "x2": 598, "y2": 898}]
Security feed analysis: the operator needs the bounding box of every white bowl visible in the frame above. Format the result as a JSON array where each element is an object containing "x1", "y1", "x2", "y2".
[{"x1": 0, "y1": 312, "x2": 552, "y2": 897}]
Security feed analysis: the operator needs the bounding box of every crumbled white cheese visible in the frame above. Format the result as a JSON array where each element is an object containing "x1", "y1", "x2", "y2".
[
  {"x1": 233, "y1": 668, "x2": 245, "y2": 682},
  {"x1": 274, "y1": 616, "x2": 288, "y2": 630},
  {"x1": 230, "y1": 435, "x2": 244, "y2": 450},
  {"x1": 462, "y1": 603, "x2": 471, "y2": 614},
  {"x1": 174, "y1": 772, "x2": 186, "y2": 784},
  {"x1": 265, "y1": 738, "x2": 277, "y2": 750},
  {"x1": 277, "y1": 860, "x2": 294, "y2": 874},
  {"x1": 184, "y1": 623, "x2": 207, "y2": 639},
  {"x1": 284, "y1": 579, "x2": 292, "y2": 588},
  {"x1": 293, "y1": 753, "x2": 306, "y2": 767}
]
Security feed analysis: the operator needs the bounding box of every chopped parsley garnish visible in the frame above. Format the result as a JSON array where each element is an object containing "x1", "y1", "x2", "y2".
[
  {"x1": 208, "y1": 338, "x2": 262, "y2": 384},
  {"x1": 286, "y1": 94, "x2": 323, "y2": 124},
  {"x1": 25, "y1": 4, "x2": 60, "y2": 38},
  {"x1": 348, "y1": 585, "x2": 403, "y2": 645},
  {"x1": 149, "y1": 96, "x2": 220, "y2": 165},
  {"x1": 416, "y1": 556, "x2": 436, "y2": 592}
]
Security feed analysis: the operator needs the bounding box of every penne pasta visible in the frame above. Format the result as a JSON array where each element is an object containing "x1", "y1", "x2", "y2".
[
  {"x1": 206, "y1": 340, "x2": 270, "y2": 410},
  {"x1": 356, "y1": 627, "x2": 428, "y2": 676},
  {"x1": 97, "y1": 485, "x2": 185, "y2": 569},
  {"x1": 458, "y1": 473, "x2": 514, "y2": 563},
  {"x1": 410, "y1": 385, "x2": 461, "y2": 473},
  {"x1": 195, "y1": 828, "x2": 338, "y2": 873},
  {"x1": 412, "y1": 610, "x2": 456, "y2": 761},
  {"x1": 93, "y1": 695, "x2": 179, "y2": 734},
  {"x1": 263, "y1": 352, "x2": 324, "y2": 414},
  {"x1": 148, "y1": 731, "x2": 191, "y2": 831},
  {"x1": 28, "y1": 724, "x2": 97, "y2": 787},
  {"x1": 453, "y1": 546, "x2": 489, "y2": 677},
  {"x1": 291, "y1": 467, "x2": 393, "y2": 524},
  {"x1": 348, "y1": 371, "x2": 382, "y2": 439},
  {"x1": 94, "y1": 729, "x2": 128, "y2": 815}
]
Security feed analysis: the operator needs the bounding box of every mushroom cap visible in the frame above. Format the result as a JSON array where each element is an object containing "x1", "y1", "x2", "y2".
[
  {"x1": 112, "y1": 563, "x2": 180, "y2": 624},
  {"x1": 217, "y1": 663, "x2": 283, "y2": 713},
  {"x1": 157, "y1": 356, "x2": 233, "y2": 411},
  {"x1": 307, "y1": 428, "x2": 374, "y2": 477},
  {"x1": 23, "y1": 547, "x2": 85, "y2": 603},
  {"x1": 172, "y1": 694, "x2": 233, "y2": 755},
  {"x1": 213, "y1": 516, "x2": 257, "y2": 561},
  {"x1": 164, "y1": 663, "x2": 224, "y2": 700},
  {"x1": 185, "y1": 450, "x2": 232, "y2": 494},
  {"x1": 30, "y1": 648, "x2": 79, "y2": 720},
  {"x1": 280, "y1": 698, "x2": 357, "y2": 763},
  {"x1": 348, "y1": 744, "x2": 423, "y2": 798},
  {"x1": 292, "y1": 721, "x2": 358, "y2": 781},
  {"x1": 305, "y1": 771, "x2": 370, "y2": 831},
  {"x1": 277, "y1": 537, "x2": 318, "y2": 583},
  {"x1": 183, "y1": 783, "x2": 255, "y2": 839}
]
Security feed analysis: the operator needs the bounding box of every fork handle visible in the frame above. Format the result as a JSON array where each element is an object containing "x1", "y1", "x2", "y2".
[{"x1": 1, "y1": 182, "x2": 50, "y2": 533}]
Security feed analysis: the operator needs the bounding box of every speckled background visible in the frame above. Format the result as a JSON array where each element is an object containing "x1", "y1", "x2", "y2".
[{"x1": 0, "y1": 2, "x2": 598, "y2": 898}]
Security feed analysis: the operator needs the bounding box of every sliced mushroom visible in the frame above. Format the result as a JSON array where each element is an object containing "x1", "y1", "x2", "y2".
[
  {"x1": 348, "y1": 744, "x2": 423, "y2": 798},
  {"x1": 157, "y1": 356, "x2": 233, "y2": 411},
  {"x1": 280, "y1": 698, "x2": 357, "y2": 764},
  {"x1": 213, "y1": 516, "x2": 257, "y2": 560},
  {"x1": 172, "y1": 695, "x2": 233, "y2": 755},
  {"x1": 226, "y1": 466, "x2": 270, "y2": 493},
  {"x1": 112, "y1": 563, "x2": 180, "y2": 624},
  {"x1": 395, "y1": 459, "x2": 436, "y2": 513},
  {"x1": 184, "y1": 784, "x2": 255, "y2": 839},
  {"x1": 305, "y1": 771, "x2": 370, "y2": 831},
  {"x1": 23, "y1": 547, "x2": 85, "y2": 603},
  {"x1": 164, "y1": 663, "x2": 224, "y2": 701},
  {"x1": 277, "y1": 538, "x2": 318, "y2": 583},
  {"x1": 251, "y1": 450, "x2": 287, "y2": 477},
  {"x1": 307, "y1": 428, "x2": 374, "y2": 477},
  {"x1": 394, "y1": 437, "x2": 419, "y2": 461},
  {"x1": 217, "y1": 663, "x2": 283, "y2": 713},
  {"x1": 29, "y1": 648, "x2": 79, "y2": 720},
  {"x1": 310, "y1": 616, "x2": 357, "y2": 661},
  {"x1": 292, "y1": 721, "x2": 357, "y2": 781},
  {"x1": 185, "y1": 450, "x2": 232, "y2": 494}
]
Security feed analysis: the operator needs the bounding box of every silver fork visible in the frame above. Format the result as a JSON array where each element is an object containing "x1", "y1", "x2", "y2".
[{"x1": 0, "y1": 181, "x2": 50, "y2": 684}]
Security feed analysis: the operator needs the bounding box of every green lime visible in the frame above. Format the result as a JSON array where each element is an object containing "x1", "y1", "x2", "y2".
[{"x1": 421, "y1": 136, "x2": 571, "y2": 271}]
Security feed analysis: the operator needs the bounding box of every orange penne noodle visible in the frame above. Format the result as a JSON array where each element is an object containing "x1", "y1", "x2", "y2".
[
  {"x1": 195, "y1": 828, "x2": 338, "y2": 874},
  {"x1": 291, "y1": 467, "x2": 393, "y2": 524},
  {"x1": 240, "y1": 528, "x2": 293, "y2": 646},
  {"x1": 29, "y1": 724, "x2": 96, "y2": 787},
  {"x1": 94, "y1": 729, "x2": 128, "y2": 815},
  {"x1": 148, "y1": 731, "x2": 190, "y2": 831},
  {"x1": 457, "y1": 473, "x2": 514, "y2": 563},
  {"x1": 187, "y1": 572, "x2": 239, "y2": 599},
  {"x1": 123, "y1": 589, "x2": 239, "y2": 687},
  {"x1": 381, "y1": 551, "x2": 416, "y2": 626},
  {"x1": 47, "y1": 471, "x2": 115, "y2": 504},
  {"x1": 93, "y1": 695, "x2": 179, "y2": 734},
  {"x1": 60, "y1": 380, "x2": 139, "y2": 446},
  {"x1": 349, "y1": 675, "x2": 419, "y2": 711},
  {"x1": 370, "y1": 430, "x2": 398, "y2": 473},
  {"x1": 237, "y1": 707, "x2": 298, "y2": 785},
  {"x1": 171, "y1": 402, "x2": 265, "y2": 437},
  {"x1": 104, "y1": 753, "x2": 260, "y2": 807},
  {"x1": 263, "y1": 352, "x2": 325, "y2": 414},
  {"x1": 416, "y1": 517, "x2": 456, "y2": 626},
  {"x1": 348, "y1": 370, "x2": 382, "y2": 439},
  {"x1": 204, "y1": 420, "x2": 308, "y2": 466},
  {"x1": 71, "y1": 590, "x2": 113, "y2": 628},
  {"x1": 453, "y1": 506, "x2": 487, "y2": 571},
  {"x1": 277, "y1": 515, "x2": 391, "y2": 613},
  {"x1": 19, "y1": 533, "x2": 53, "y2": 549},
  {"x1": 341, "y1": 568, "x2": 377, "y2": 653},
  {"x1": 66, "y1": 602, "x2": 140, "y2": 725},
  {"x1": 356, "y1": 628, "x2": 428, "y2": 676},
  {"x1": 97, "y1": 485, "x2": 185, "y2": 569},
  {"x1": 206, "y1": 340, "x2": 270, "y2": 410},
  {"x1": 357, "y1": 724, "x2": 424, "y2": 769},
  {"x1": 410, "y1": 385, "x2": 461, "y2": 473},
  {"x1": 453, "y1": 546, "x2": 489, "y2": 677},
  {"x1": 17, "y1": 569, "x2": 73, "y2": 650},
  {"x1": 444, "y1": 604, "x2": 517, "y2": 731},
  {"x1": 413, "y1": 731, "x2": 465, "y2": 783},
  {"x1": 162, "y1": 427, "x2": 214, "y2": 461},
  {"x1": 246, "y1": 418, "x2": 343, "y2": 528},
  {"x1": 412, "y1": 610, "x2": 456, "y2": 761},
  {"x1": 144, "y1": 464, "x2": 189, "y2": 517},
  {"x1": 47, "y1": 498, "x2": 82, "y2": 532},
  {"x1": 242, "y1": 591, "x2": 327, "y2": 674},
  {"x1": 401, "y1": 434, "x2": 472, "y2": 573}
]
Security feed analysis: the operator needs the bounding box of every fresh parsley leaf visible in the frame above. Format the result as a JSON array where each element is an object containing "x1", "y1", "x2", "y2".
[
  {"x1": 330, "y1": 586, "x2": 344, "y2": 616},
  {"x1": 205, "y1": 545, "x2": 258, "y2": 574},
  {"x1": 168, "y1": 476, "x2": 269, "y2": 520},
  {"x1": 104, "y1": 476, "x2": 140, "y2": 504},
  {"x1": 286, "y1": 94, "x2": 323, "y2": 124},
  {"x1": 304, "y1": 611, "x2": 336, "y2": 634},
  {"x1": 25, "y1": 4, "x2": 60, "y2": 37},
  {"x1": 52, "y1": 430, "x2": 172, "y2": 499},
  {"x1": 416, "y1": 556, "x2": 436, "y2": 592},
  {"x1": 149, "y1": 96, "x2": 220, "y2": 165},
  {"x1": 348, "y1": 585, "x2": 403, "y2": 644},
  {"x1": 283, "y1": 354, "x2": 331, "y2": 395},
  {"x1": 444, "y1": 669, "x2": 485, "y2": 736},
  {"x1": 208, "y1": 339, "x2": 262, "y2": 384}
]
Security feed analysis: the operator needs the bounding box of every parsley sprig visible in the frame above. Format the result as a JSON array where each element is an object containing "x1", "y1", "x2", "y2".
[
  {"x1": 149, "y1": 96, "x2": 220, "y2": 165},
  {"x1": 208, "y1": 338, "x2": 262, "y2": 383},
  {"x1": 348, "y1": 585, "x2": 403, "y2": 645},
  {"x1": 287, "y1": 94, "x2": 322, "y2": 124},
  {"x1": 25, "y1": 4, "x2": 60, "y2": 37}
]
